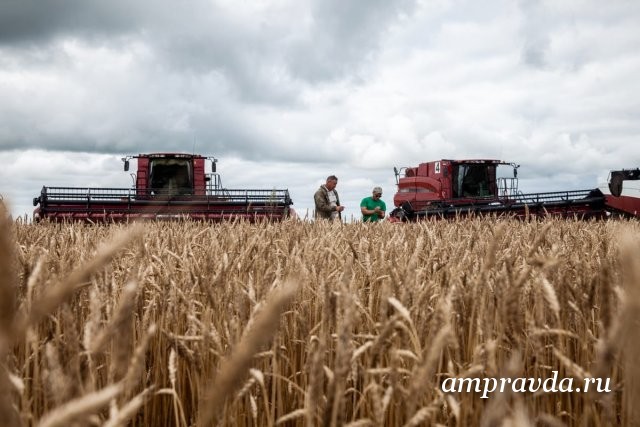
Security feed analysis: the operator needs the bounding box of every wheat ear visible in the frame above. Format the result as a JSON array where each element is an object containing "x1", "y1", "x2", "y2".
[
  {"x1": 37, "y1": 383, "x2": 123, "y2": 427},
  {"x1": 14, "y1": 226, "x2": 143, "y2": 341},
  {"x1": 198, "y1": 280, "x2": 298, "y2": 426}
]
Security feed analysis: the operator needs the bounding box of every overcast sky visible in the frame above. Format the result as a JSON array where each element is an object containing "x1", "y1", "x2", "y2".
[{"x1": 1, "y1": 0, "x2": 639, "y2": 220}]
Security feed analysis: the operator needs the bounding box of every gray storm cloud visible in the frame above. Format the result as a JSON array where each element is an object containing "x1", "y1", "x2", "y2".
[{"x1": 0, "y1": 0, "x2": 639, "y2": 218}]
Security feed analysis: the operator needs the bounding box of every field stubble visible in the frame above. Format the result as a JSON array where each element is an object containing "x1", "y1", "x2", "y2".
[{"x1": 1, "y1": 217, "x2": 639, "y2": 426}]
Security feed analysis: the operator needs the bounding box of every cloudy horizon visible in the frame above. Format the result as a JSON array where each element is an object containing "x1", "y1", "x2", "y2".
[{"x1": 1, "y1": 0, "x2": 639, "y2": 220}]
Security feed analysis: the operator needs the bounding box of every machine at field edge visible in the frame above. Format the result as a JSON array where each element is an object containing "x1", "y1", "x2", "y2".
[
  {"x1": 390, "y1": 159, "x2": 640, "y2": 221},
  {"x1": 33, "y1": 153, "x2": 294, "y2": 222}
]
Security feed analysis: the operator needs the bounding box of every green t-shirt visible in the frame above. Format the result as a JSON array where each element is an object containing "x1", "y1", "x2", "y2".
[{"x1": 360, "y1": 196, "x2": 386, "y2": 222}]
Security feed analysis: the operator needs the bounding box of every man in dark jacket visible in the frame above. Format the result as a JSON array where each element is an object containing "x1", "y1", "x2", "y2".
[{"x1": 314, "y1": 175, "x2": 344, "y2": 220}]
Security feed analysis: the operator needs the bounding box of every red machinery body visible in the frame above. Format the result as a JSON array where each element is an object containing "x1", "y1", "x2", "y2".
[
  {"x1": 391, "y1": 159, "x2": 640, "y2": 221},
  {"x1": 601, "y1": 168, "x2": 640, "y2": 218},
  {"x1": 33, "y1": 153, "x2": 294, "y2": 222},
  {"x1": 394, "y1": 159, "x2": 508, "y2": 211}
]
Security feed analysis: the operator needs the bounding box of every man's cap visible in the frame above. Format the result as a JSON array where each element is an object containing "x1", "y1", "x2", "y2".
[{"x1": 372, "y1": 186, "x2": 383, "y2": 194}]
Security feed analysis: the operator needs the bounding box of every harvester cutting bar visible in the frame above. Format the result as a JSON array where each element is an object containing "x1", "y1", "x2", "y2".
[
  {"x1": 406, "y1": 188, "x2": 606, "y2": 220},
  {"x1": 35, "y1": 187, "x2": 292, "y2": 203},
  {"x1": 510, "y1": 189, "x2": 599, "y2": 205},
  {"x1": 34, "y1": 186, "x2": 293, "y2": 222}
]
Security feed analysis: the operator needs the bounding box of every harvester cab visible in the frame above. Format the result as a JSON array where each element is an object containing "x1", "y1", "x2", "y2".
[
  {"x1": 33, "y1": 153, "x2": 294, "y2": 222},
  {"x1": 392, "y1": 160, "x2": 519, "y2": 214},
  {"x1": 121, "y1": 153, "x2": 217, "y2": 197}
]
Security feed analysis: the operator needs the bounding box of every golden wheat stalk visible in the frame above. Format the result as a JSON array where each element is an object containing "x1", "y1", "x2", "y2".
[
  {"x1": 103, "y1": 386, "x2": 154, "y2": 427},
  {"x1": 6, "y1": 218, "x2": 638, "y2": 426},
  {"x1": 197, "y1": 280, "x2": 298, "y2": 426},
  {"x1": 37, "y1": 383, "x2": 123, "y2": 427},
  {"x1": 13, "y1": 226, "x2": 143, "y2": 341},
  {"x1": 618, "y1": 234, "x2": 640, "y2": 426}
]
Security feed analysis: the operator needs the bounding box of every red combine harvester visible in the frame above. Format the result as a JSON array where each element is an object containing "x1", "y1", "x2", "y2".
[
  {"x1": 390, "y1": 159, "x2": 640, "y2": 221},
  {"x1": 33, "y1": 153, "x2": 294, "y2": 222}
]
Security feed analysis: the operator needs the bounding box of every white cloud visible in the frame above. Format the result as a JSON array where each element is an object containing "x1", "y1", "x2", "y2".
[{"x1": 1, "y1": 0, "x2": 639, "y2": 220}]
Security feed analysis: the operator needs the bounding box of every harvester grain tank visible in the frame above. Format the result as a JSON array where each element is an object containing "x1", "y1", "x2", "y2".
[
  {"x1": 390, "y1": 159, "x2": 640, "y2": 221},
  {"x1": 33, "y1": 153, "x2": 294, "y2": 222}
]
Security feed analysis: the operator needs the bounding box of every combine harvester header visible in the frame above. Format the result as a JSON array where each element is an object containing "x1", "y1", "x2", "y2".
[
  {"x1": 33, "y1": 153, "x2": 294, "y2": 222},
  {"x1": 390, "y1": 159, "x2": 640, "y2": 221}
]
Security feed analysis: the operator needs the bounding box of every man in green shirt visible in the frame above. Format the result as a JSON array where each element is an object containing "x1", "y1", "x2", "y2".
[{"x1": 360, "y1": 186, "x2": 386, "y2": 222}]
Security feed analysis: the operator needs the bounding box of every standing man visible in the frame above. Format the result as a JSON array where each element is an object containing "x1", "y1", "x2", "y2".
[
  {"x1": 360, "y1": 186, "x2": 386, "y2": 222},
  {"x1": 314, "y1": 175, "x2": 344, "y2": 221}
]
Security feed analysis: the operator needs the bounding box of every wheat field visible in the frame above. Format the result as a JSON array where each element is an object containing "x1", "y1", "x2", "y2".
[{"x1": 1, "y1": 216, "x2": 639, "y2": 426}]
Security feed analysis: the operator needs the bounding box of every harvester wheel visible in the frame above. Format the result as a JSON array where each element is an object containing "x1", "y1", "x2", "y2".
[{"x1": 390, "y1": 207, "x2": 407, "y2": 222}]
